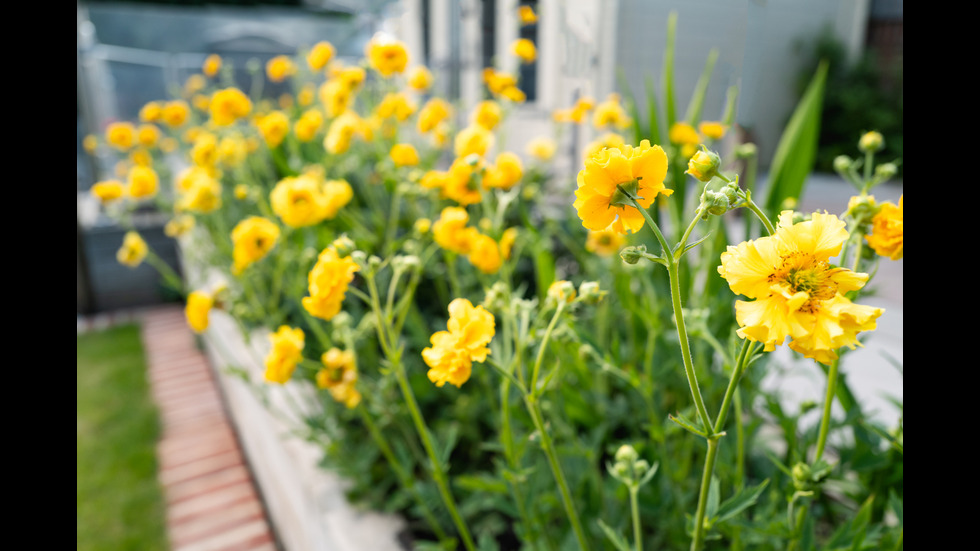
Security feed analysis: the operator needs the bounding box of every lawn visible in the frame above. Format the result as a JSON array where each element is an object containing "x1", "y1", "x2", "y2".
[{"x1": 77, "y1": 323, "x2": 167, "y2": 551}]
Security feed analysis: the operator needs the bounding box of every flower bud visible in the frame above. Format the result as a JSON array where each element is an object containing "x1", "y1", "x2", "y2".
[
  {"x1": 620, "y1": 245, "x2": 646, "y2": 265},
  {"x1": 332, "y1": 235, "x2": 356, "y2": 257},
  {"x1": 833, "y1": 155, "x2": 853, "y2": 173},
  {"x1": 791, "y1": 462, "x2": 812, "y2": 491},
  {"x1": 875, "y1": 162, "x2": 898, "y2": 180},
  {"x1": 483, "y1": 281, "x2": 509, "y2": 311},
  {"x1": 577, "y1": 281, "x2": 605, "y2": 304},
  {"x1": 547, "y1": 280, "x2": 576, "y2": 304},
  {"x1": 392, "y1": 255, "x2": 420, "y2": 271},
  {"x1": 858, "y1": 131, "x2": 884, "y2": 153},
  {"x1": 700, "y1": 189, "x2": 730, "y2": 217},
  {"x1": 734, "y1": 143, "x2": 757, "y2": 159},
  {"x1": 722, "y1": 182, "x2": 741, "y2": 205},
  {"x1": 332, "y1": 311, "x2": 352, "y2": 329},
  {"x1": 686, "y1": 145, "x2": 721, "y2": 183},
  {"x1": 615, "y1": 444, "x2": 639, "y2": 464}
]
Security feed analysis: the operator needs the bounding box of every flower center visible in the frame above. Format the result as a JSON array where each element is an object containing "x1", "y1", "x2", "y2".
[{"x1": 772, "y1": 252, "x2": 839, "y2": 302}]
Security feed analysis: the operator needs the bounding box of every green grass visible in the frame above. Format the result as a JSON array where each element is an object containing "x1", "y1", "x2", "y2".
[{"x1": 77, "y1": 323, "x2": 168, "y2": 551}]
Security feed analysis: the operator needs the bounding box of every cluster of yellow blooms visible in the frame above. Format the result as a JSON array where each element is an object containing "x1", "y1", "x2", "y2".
[
  {"x1": 432, "y1": 207, "x2": 517, "y2": 275},
  {"x1": 865, "y1": 195, "x2": 903, "y2": 260},
  {"x1": 316, "y1": 348, "x2": 361, "y2": 408},
  {"x1": 265, "y1": 325, "x2": 305, "y2": 384},
  {"x1": 302, "y1": 242, "x2": 360, "y2": 321},
  {"x1": 270, "y1": 174, "x2": 352, "y2": 228}
]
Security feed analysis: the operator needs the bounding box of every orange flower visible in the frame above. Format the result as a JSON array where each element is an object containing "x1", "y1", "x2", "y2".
[{"x1": 573, "y1": 140, "x2": 671, "y2": 233}]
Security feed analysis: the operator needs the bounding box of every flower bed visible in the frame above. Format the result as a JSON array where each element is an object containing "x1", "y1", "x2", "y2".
[{"x1": 86, "y1": 10, "x2": 903, "y2": 550}]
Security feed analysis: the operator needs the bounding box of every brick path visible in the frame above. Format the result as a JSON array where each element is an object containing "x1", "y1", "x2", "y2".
[{"x1": 138, "y1": 306, "x2": 279, "y2": 551}]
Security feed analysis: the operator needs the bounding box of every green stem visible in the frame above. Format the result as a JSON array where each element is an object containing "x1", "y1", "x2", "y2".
[
  {"x1": 530, "y1": 301, "x2": 564, "y2": 392},
  {"x1": 814, "y1": 358, "x2": 840, "y2": 462},
  {"x1": 743, "y1": 194, "x2": 776, "y2": 236},
  {"x1": 366, "y1": 272, "x2": 476, "y2": 551},
  {"x1": 524, "y1": 395, "x2": 591, "y2": 551},
  {"x1": 668, "y1": 260, "x2": 713, "y2": 433},
  {"x1": 630, "y1": 487, "x2": 642, "y2": 551},
  {"x1": 358, "y1": 404, "x2": 449, "y2": 543},
  {"x1": 691, "y1": 439, "x2": 720, "y2": 551}
]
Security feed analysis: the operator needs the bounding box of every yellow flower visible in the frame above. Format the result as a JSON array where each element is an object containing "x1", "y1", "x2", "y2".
[
  {"x1": 336, "y1": 66, "x2": 366, "y2": 90},
  {"x1": 375, "y1": 92, "x2": 416, "y2": 122},
  {"x1": 264, "y1": 326, "x2": 305, "y2": 384},
  {"x1": 526, "y1": 136, "x2": 557, "y2": 161},
  {"x1": 191, "y1": 132, "x2": 218, "y2": 167},
  {"x1": 139, "y1": 101, "x2": 162, "y2": 123},
  {"x1": 117, "y1": 231, "x2": 148, "y2": 268},
  {"x1": 366, "y1": 35, "x2": 409, "y2": 77},
  {"x1": 307, "y1": 41, "x2": 336, "y2": 71},
  {"x1": 231, "y1": 216, "x2": 280, "y2": 275},
  {"x1": 297, "y1": 83, "x2": 316, "y2": 107},
  {"x1": 518, "y1": 5, "x2": 538, "y2": 25},
  {"x1": 421, "y1": 298, "x2": 495, "y2": 388},
  {"x1": 185, "y1": 74, "x2": 206, "y2": 95},
  {"x1": 483, "y1": 152, "x2": 523, "y2": 190},
  {"x1": 408, "y1": 66, "x2": 433, "y2": 91},
  {"x1": 500, "y1": 227, "x2": 518, "y2": 259},
  {"x1": 582, "y1": 132, "x2": 626, "y2": 161},
  {"x1": 185, "y1": 290, "x2": 214, "y2": 333},
  {"x1": 91, "y1": 180, "x2": 124, "y2": 204},
  {"x1": 294, "y1": 109, "x2": 324, "y2": 142},
  {"x1": 593, "y1": 94, "x2": 631, "y2": 130},
  {"x1": 302, "y1": 246, "x2": 360, "y2": 321},
  {"x1": 160, "y1": 137, "x2": 178, "y2": 153},
  {"x1": 270, "y1": 175, "x2": 331, "y2": 228},
  {"x1": 418, "y1": 98, "x2": 452, "y2": 134},
  {"x1": 203, "y1": 54, "x2": 222, "y2": 77},
  {"x1": 319, "y1": 79, "x2": 354, "y2": 118},
  {"x1": 442, "y1": 156, "x2": 484, "y2": 205},
  {"x1": 266, "y1": 55, "x2": 296, "y2": 83},
  {"x1": 192, "y1": 94, "x2": 211, "y2": 112},
  {"x1": 164, "y1": 215, "x2": 195, "y2": 237},
  {"x1": 586, "y1": 226, "x2": 627, "y2": 257},
  {"x1": 547, "y1": 280, "x2": 577, "y2": 303},
  {"x1": 217, "y1": 135, "x2": 248, "y2": 167},
  {"x1": 467, "y1": 233, "x2": 503, "y2": 274},
  {"x1": 433, "y1": 206, "x2": 479, "y2": 254},
  {"x1": 390, "y1": 143, "x2": 420, "y2": 167},
  {"x1": 257, "y1": 110, "x2": 290, "y2": 148},
  {"x1": 699, "y1": 121, "x2": 727, "y2": 140},
  {"x1": 455, "y1": 124, "x2": 494, "y2": 158},
  {"x1": 717, "y1": 211, "x2": 884, "y2": 364},
  {"x1": 865, "y1": 195, "x2": 903, "y2": 260},
  {"x1": 484, "y1": 68, "x2": 517, "y2": 95},
  {"x1": 324, "y1": 111, "x2": 361, "y2": 154},
  {"x1": 669, "y1": 122, "x2": 701, "y2": 148},
  {"x1": 414, "y1": 218, "x2": 431, "y2": 234},
  {"x1": 322, "y1": 179, "x2": 354, "y2": 219},
  {"x1": 106, "y1": 122, "x2": 136, "y2": 151},
  {"x1": 316, "y1": 348, "x2": 361, "y2": 408},
  {"x1": 500, "y1": 85, "x2": 526, "y2": 103},
  {"x1": 234, "y1": 184, "x2": 249, "y2": 201},
  {"x1": 137, "y1": 124, "x2": 160, "y2": 148},
  {"x1": 83, "y1": 134, "x2": 98, "y2": 153},
  {"x1": 161, "y1": 100, "x2": 190, "y2": 128},
  {"x1": 573, "y1": 140, "x2": 671, "y2": 233},
  {"x1": 129, "y1": 148, "x2": 153, "y2": 167},
  {"x1": 472, "y1": 100, "x2": 502, "y2": 130},
  {"x1": 127, "y1": 165, "x2": 159, "y2": 200},
  {"x1": 511, "y1": 38, "x2": 537, "y2": 64},
  {"x1": 177, "y1": 171, "x2": 222, "y2": 214},
  {"x1": 210, "y1": 88, "x2": 252, "y2": 126}
]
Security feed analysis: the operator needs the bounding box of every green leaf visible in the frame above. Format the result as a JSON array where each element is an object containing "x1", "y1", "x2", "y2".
[
  {"x1": 645, "y1": 75, "x2": 662, "y2": 145},
  {"x1": 722, "y1": 85, "x2": 739, "y2": 127},
  {"x1": 454, "y1": 474, "x2": 509, "y2": 495},
  {"x1": 597, "y1": 519, "x2": 633, "y2": 551},
  {"x1": 706, "y1": 475, "x2": 721, "y2": 522},
  {"x1": 888, "y1": 491, "x2": 903, "y2": 526},
  {"x1": 669, "y1": 411, "x2": 708, "y2": 438},
  {"x1": 437, "y1": 423, "x2": 460, "y2": 468},
  {"x1": 662, "y1": 11, "x2": 678, "y2": 129},
  {"x1": 762, "y1": 60, "x2": 829, "y2": 217},
  {"x1": 713, "y1": 479, "x2": 770, "y2": 525},
  {"x1": 685, "y1": 48, "x2": 719, "y2": 125},
  {"x1": 823, "y1": 494, "x2": 875, "y2": 551}
]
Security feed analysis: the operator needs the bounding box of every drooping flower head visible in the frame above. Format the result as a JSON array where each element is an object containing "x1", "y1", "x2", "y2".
[
  {"x1": 264, "y1": 326, "x2": 305, "y2": 384},
  {"x1": 316, "y1": 348, "x2": 360, "y2": 409},
  {"x1": 302, "y1": 245, "x2": 360, "y2": 321},
  {"x1": 865, "y1": 195, "x2": 903, "y2": 260},
  {"x1": 185, "y1": 290, "x2": 214, "y2": 333},
  {"x1": 422, "y1": 299, "x2": 495, "y2": 388},
  {"x1": 573, "y1": 139, "x2": 671, "y2": 234},
  {"x1": 718, "y1": 211, "x2": 884, "y2": 364},
  {"x1": 117, "y1": 231, "x2": 148, "y2": 268}
]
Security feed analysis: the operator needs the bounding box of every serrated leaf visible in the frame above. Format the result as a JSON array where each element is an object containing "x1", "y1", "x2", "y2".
[
  {"x1": 454, "y1": 474, "x2": 509, "y2": 495},
  {"x1": 669, "y1": 412, "x2": 708, "y2": 438},
  {"x1": 713, "y1": 479, "x2": 770, "y2": 525},
  {"x1": 597, "y1": 519, "x2": 633, "y2": 551}
]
